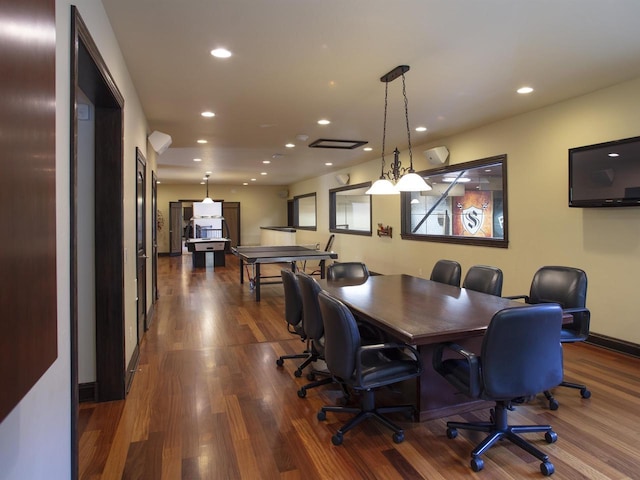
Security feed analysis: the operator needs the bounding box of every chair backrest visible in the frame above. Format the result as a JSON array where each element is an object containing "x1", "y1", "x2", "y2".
[
  {"x1": 317, "y1": 290, "x2": 360, "y2": 381},
  {"x1": 326, "y1": 262, "x2": 369, "y2": 282},
  {"x1": 462, "y1": 265, "x2": 503, "y2": 296},
  {"x1": 296, "y1": 272, "x2": 325, "y2": 342},
  {"x1": 281, "y1": 269, "x2": 303, "y2": 330},
  {"x1": 430, "y1": 259, "x2": 462, "y2": 287},
  {"x1": 481, "y1": 304, "x2": 563, "y2": 400},
  {"x1": 529, "y1": 266, "x2": 587, "y2": 308},
  {"x1": 323, "y1": 234, "x2": 335, "y2": 252}
]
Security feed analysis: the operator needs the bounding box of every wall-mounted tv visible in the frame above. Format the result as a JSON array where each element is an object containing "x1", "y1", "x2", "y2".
[{"x1": 569, "y1": 135, "x2": 640, "y2": 207}]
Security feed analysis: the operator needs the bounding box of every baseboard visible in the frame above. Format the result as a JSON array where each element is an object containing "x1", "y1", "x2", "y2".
[
  {"x1": 124, "y1": 344, "x2": 140, "y2": 394},
  {"x1": 146, "y1": 302, "x2": 155, "y2": 331},
  {"x1": 78, "y1": 382, "x2": 96, "y2": 403},
  {"x1": 587, "y1": 332, "x2": 640, "y2": 358},
  {"x1": 159, "y1": 252, "x2": 171, "y2": 257}
]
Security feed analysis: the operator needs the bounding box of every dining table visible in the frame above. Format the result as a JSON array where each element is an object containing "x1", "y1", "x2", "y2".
[{"x1": 319, "y1": 274, "x2": 526, "y2": 421}]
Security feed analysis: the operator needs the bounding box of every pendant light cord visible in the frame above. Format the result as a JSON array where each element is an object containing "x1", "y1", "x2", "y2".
[
  {"x1": 380, "y1": 80, "x2": 389, "y2": 178},
  {"x1": 402, "y1": 73, "x2": 414, "y2": 171}
]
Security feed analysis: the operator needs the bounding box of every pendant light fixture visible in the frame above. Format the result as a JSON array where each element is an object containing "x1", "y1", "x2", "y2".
[
  {"x1": 202, "y1": 174, "x2": 213, "y2": 203},
  {"x1": 366, "y1": 65, "x2": 431, "y2": 195}
]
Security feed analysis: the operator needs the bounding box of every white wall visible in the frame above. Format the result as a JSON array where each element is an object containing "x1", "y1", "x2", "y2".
[
  {"x1": 0, "y1": 1, "x2": 154, "y2": 478},
  {"x1": 291, "y1": 76, "x2": 640, "y2": 345}
]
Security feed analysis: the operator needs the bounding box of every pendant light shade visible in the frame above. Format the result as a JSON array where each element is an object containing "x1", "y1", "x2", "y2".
[
  {"x1": 365, "y1": 178, "x2": 399, "y2": 195},
  {"x1": 394, "y1": 172, "x2": 431, "y2": 192}
]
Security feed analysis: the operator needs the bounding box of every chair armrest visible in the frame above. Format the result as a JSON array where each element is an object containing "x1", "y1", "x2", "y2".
[
  {"x1": 505, "y1": 294, "x2": 529, "y2": 302},
  {"x1": 355, "y1": 342, "x2": 423, "y2": 383},
  {"x1": 561, "y1": 307, "x2": 590, "y2": 337},
  {"x1": 433, "y1": 342, "x2": 480, "y2": 397}
]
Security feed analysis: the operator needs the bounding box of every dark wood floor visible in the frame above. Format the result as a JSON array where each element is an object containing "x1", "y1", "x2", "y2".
[{"x1": 79, "y1": 253, "x2": 640, "y2": 479}]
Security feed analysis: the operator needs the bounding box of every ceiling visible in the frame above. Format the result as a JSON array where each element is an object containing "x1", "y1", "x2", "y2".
[{"x1": 101, "y1": 0, "x2": 640, "y2": 187}]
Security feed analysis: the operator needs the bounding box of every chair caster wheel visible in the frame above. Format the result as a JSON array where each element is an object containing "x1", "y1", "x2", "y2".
[
  {"x1": 306, "y1": 372, "x2": 316, "y2": 381},
  {"x1": 331, "y1": 433, "x2": 343, "y2": 445},
  {"x1": 317, "y1": 410, "x2": 326, "y2": 421},
  {"x1": 470, "y1": 457, "x2": 484, "y2": 472},
  {"x1": 297, "y1": 388, "x2": 307, "y2": 398},
  {"x1": 446, "y1": 428, "x2": 458, "y2": 439},
  {"x1": 541, "y1": 461, "x2": 555, "y2": 476},
  {"x1": 545, "y1": 430, "x2": 558, "y2": 443},
  {"x1": 276, "y1": 358, "x2": 284, "y2": 367},
  {"x1": 549, "y1": 399, "x2": 559, "y2": 410},
  {"x1": 581, "y1": 388, "x2": 591, "y2": 399},
  {"x1": 392, "y1": 432, "x2": 404, "y2": 443},
  {"x1": 294, "y1": 369, "x2": 302, "y2": 378}
]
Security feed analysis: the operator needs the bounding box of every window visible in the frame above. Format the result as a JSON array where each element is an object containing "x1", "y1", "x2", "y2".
[
  {"x1": 401, "y1": 155, "x2": 508, "y2": 247},
  {"x1": 294, "y1": 192, "x2": 317, "y2": 230},
  {"x1": 329, "y1": 182, "x2": 372, "y2": 236}
]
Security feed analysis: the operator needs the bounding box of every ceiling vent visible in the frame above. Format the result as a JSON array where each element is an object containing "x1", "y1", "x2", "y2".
[{"x1": 309, "y1": 138, "x2": 368, "y2": 149}]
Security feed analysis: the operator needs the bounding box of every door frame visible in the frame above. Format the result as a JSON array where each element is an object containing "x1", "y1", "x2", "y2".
[
  {"x1": 70, "y1": 7, "x2": 125, "y2": 478},
  {"x1": 136, "y1": 148, "x2": 147, "y2": 338}
]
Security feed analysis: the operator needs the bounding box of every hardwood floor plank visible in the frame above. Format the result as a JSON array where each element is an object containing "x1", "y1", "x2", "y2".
[{"x1": 79, "y1": 253, "x2": 640, "y2": 479}]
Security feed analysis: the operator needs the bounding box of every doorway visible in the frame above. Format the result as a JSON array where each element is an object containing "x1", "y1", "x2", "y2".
[
  {"x1": 70, "y1": 7, "x2": 126, "y2": 478},
  {"x1": 136, "y1": 148, "x2": 147, "y2": 337}
]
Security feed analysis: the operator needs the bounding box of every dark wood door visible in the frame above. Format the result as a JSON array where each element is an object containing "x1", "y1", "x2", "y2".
[
  {"x1": 169, "y1": 201, "x2": 183, "y2": 255},
  {"x1": 136, "y1": 149, "x2": 147, "y2": 337},
  {"x1": 222, "y1": 201, "x2": 241, "y2": 248}
]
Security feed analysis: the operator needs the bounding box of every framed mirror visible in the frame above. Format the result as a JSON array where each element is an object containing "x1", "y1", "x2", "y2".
[
  {"x1": 293, "y1": 192, "x2": 317, "y2": 230},
  {"x1": 401, "y1": 155, "x2": 508, "y2": 247},
  {"x1": 329, "y1": 181, "x2": 372, "y2": 236}
]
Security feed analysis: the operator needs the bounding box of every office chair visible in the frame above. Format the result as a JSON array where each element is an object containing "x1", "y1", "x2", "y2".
[
  {"x1": 305, "y1": 234, "x2": 335, "y2": 276},
  {"x1": 462, "y1": 265, "x2": 503, "y2": 296},
  {"x1": 316, "y1": 291, "x2": 422, "y2": 445},
  {"x1": 430, "y1": 259, "x2": 462, "y2": 287},
  {"x1": 433, "y1": 304, "x2": 564, "y2": 476},
  {"x1": 295, "y1": 272, "x2": 335, "y2": 398},
  {"x1": 507, "y1": 266, "x2": 591, "y2": 409},
  {"x1": 326, "y1": 262, "x2": 369, "y2": 282},
  {"x1": 276, "y1": 269, "x2": 313, "y2": 377}
]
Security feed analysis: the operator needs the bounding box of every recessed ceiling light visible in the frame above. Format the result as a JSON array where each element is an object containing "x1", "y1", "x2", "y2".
[
  {"x1": 285, "y1": 143, "x2": 295, "y2": 148},
  {"x1": 262, "y1": 160, "x2": 271, "y2": 164},
  {"x1": 260, "y1": 172, "x2": 267, "y2": 175},
  {"x1": 325, "y1": 162, "x2": 333, "y2": 166},
  {"x1": 200, "y1": 181, "x2": 205, "y2": 184},
  {"x1": 415, "y1": 126, "x2": 427, "y2": 132},
  {"x1": 193, "y1": 158, "x2": 202, "y2": 162},
  {"x1": 317, "y1": 119, "x2": 331, "y2": 125},
  {"x1": 608, "y1": 152, "x2": 620, "y2": 157},
  {"x1": 363, "y1": 147, "x2": 373, "y2": 152},
  {"x1": 156, "y1": 181, "x2": 161, "y2": 184},
  {"x1": 197, "y1": 139, "x2": 207, "y2": 144},
  {"x1": 211, "y1": 48, "x2": 232, "y2": 58},
  {"x1": 251, "y1": 178, "x2": 257, "y2": 181},
  {"x1": 242, "y1": 182, "x2": 248, "y2": 186},
  {"x1": 517, "y1": 86, "x2": 534, "y2": 94},
  {"x1": 201, "y1": 111, "x2": 215, "y2": 118},
  {"x1": 205, "y1": 171, "x2": 212, "y2": 174}
]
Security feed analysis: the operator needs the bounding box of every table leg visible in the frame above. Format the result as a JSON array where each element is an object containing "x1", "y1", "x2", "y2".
[{"x1": 255, "y1": 263, "x2": 261, "y2": 302}]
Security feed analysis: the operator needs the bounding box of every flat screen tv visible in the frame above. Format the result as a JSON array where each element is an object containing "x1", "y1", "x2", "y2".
[{"x1": 569, "y1": 135, "x2": 640, "y2": 207}]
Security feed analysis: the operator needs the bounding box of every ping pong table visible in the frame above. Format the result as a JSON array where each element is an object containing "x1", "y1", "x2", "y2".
[{"x1": 232, "y1": 245, "x2": 338, "y2": 301}]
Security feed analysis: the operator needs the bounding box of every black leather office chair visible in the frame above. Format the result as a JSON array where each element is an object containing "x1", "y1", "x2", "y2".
[
  {"x1": 276, "y1": 269, "x2": 313, "y2": 376},
  {"x1": 507, "y1": 265, "x2": 591, "y2": 409},
  {"x1": 326, "y1": 262, "x2": 369, "y2": 282},
  {"x1": 295, "y1": 272, "x2": 334, "y2": 398},
  {"x1": 430, "y1": 259, "x2": 462, "y2": 287},
  {"x1": 306, "y1": 234, "x2": 335, "y2": 276},
  {"x1": 462, "y1": 265, "x2": 503, "y2": 296},
  {"x1": 433, "y1": 304, "x2": 564, "y2": 476},
  {"x1": 316, "y1": 291, "x2": 422, "y2": 445}
]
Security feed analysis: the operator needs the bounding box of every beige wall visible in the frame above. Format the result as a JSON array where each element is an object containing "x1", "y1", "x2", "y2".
[
  {"x1": 290, "y1": 76, "x2": 640, "y2": 345},
  {"x1": 157, "y1": 183, "x2": 289, "y2": 252}
]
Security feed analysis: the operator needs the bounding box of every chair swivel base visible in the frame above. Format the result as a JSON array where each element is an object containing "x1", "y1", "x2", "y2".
[
  {"x1": 317, "y1": 390, "x2": 414, "y2": 445},
  {"x1": 446, "y1": 402, "x2": 558, "y2": 476},
  {"x1": 543, "y1": 380, "x2": 591, "y2": 410}
]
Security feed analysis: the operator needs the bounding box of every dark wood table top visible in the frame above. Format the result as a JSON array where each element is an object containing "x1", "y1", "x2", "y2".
[{"x1": 319, "y1": 274, "x2": 524, "y2": 345}]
